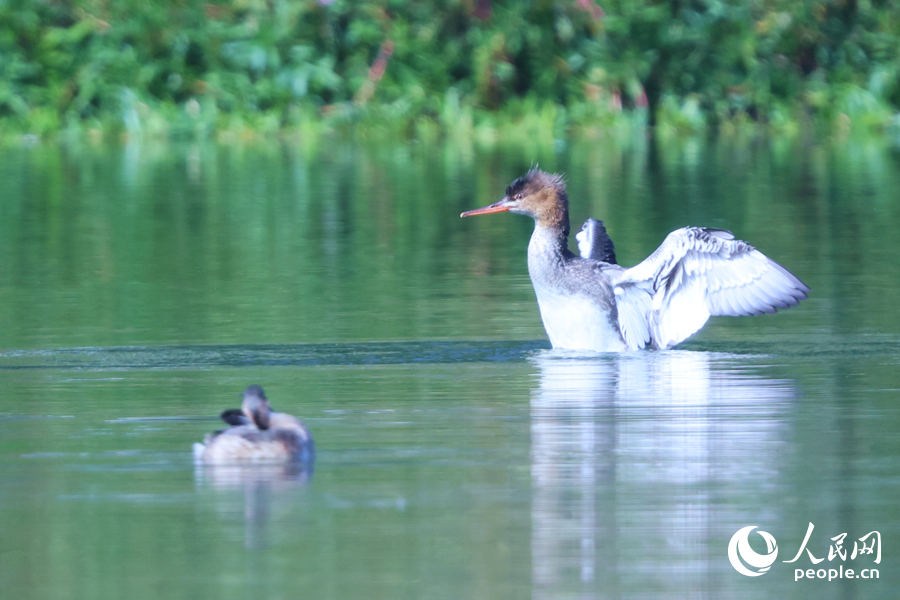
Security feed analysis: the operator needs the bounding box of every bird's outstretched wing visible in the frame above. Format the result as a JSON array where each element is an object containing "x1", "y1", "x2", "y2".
[
  {"x1": 611, "y1": 227, "x2": 809, "y2": 350},
  {"x1": 576, "y1": 218, "x2": 617, "y2": 264}
]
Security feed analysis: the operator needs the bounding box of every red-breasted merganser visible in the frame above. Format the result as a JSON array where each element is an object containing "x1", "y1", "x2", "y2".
[
  {"x1": 461, "y1": 169, "x2": 809, "y2": 351},
  {"x1": 193, "y1": 385, "x2": 315, "y2": 464}
]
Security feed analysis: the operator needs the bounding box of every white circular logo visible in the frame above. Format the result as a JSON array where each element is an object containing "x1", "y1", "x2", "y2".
[{"x1": 728, "y1": 526, "x2": 779, "y2": 576}]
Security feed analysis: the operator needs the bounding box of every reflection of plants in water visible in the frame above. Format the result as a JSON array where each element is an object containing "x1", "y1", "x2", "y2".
[{"x1": 1, "y1": 137, "x2": 897, "y2": 348}]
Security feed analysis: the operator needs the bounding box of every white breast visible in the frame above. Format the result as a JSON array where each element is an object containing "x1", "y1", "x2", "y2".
[{"x1": 534, "y1": 290, "x2": 627, "y2": 352}]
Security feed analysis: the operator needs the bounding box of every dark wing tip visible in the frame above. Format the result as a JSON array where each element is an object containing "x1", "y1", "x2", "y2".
[
  {"x1": 753, "y1": 265, "x2": 810, "y2": 315},
  {"x1": 772, "y1": 261, "x2": 811, "y2": 299}
]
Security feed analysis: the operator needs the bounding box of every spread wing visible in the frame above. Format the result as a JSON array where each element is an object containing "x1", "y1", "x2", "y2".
[
  {"x1": 576, "y1": 218, "x2": 617, "y2": 264},
  {"x1": 612, "y1": 227, "x2": 809, "y2": 350}
]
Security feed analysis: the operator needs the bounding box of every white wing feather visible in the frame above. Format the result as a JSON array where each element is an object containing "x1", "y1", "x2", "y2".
[{"x1": 612, "y1": 227, "x2": 809, "y2": 350}]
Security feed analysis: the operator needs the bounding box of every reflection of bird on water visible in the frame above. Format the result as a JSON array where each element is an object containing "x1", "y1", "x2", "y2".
[
  {"x1": 461, "y1": 169, "x2": 809, "y2": 351},
  {"x1": 193, "y1": 385, "x2": 315, "y2": 464}
]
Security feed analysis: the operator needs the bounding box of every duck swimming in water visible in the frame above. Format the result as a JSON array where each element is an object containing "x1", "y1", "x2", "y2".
[
  {"x1": 193, "y1": 385, "x2": 315, "y2": 464},
  {"x1": 461, "y1": 169, "x2": 809, "y2": 351}
]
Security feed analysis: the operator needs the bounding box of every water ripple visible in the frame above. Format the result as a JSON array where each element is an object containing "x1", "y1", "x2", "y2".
[{"x1": 0, "y1": 340, "x2": 546, "y2": 370}]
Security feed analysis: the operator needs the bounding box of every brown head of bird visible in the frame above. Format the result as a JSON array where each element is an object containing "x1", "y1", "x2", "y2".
[{"x1": 461, "y1": 169, "x2": 569, "y2": 235}]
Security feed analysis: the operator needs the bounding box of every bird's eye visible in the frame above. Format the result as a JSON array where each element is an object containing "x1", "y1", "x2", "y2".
[{"x1": 515, "y1": 193, "x2": 523, "y2": 200}]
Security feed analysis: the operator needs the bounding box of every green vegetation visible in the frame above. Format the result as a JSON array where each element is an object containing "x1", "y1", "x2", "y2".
[{"x1": 2, "y1": 0, "x2": 899, "y2": 141}]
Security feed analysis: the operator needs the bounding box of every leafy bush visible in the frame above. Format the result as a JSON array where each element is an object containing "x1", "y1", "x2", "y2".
[{"x1": 1, "y1": 0, "x2": 898, "y2": 138}]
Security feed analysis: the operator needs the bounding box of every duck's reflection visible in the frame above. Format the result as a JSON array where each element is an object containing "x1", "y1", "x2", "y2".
[
  {"x1": 194, "y1": 462, "x2": 312, "y2": 549},
  {"x1": 531, "y1": 350, "x2": 794, "y2": 599}
]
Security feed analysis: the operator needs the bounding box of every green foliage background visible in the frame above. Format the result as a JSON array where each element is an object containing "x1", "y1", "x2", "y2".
[{"x1": 1, "y1": 0, "x2": 899, "y2": 138}]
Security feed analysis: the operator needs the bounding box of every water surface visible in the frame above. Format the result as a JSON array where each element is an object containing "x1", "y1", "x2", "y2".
[{"x1": 1, "y1": 137, "x2": 899, "y2": 599}]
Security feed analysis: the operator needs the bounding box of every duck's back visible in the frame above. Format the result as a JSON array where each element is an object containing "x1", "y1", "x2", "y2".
[{"x1": 194, "y1": 423, "x2": 314, "y2": 464}]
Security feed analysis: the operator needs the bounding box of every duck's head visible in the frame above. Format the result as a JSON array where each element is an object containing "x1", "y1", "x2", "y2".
[
  {"x1": 461, "y1": 169, "x2": 569, "y2": 234},
  {"x1": 242, "y1": 384, "x2": 273, "y2": 430}
]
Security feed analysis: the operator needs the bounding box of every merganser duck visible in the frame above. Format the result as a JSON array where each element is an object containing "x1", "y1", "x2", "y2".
[
  {"x1": 193, "y1": 385, "x2": 315, "y2": 464},
  {"x1": 461, "y1": 169, "x2": 809, "y2": 351}
]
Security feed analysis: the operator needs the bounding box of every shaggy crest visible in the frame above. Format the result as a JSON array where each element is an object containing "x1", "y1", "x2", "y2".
[{"x1": 505, "y1": 168, "x2": 566, "y2": 199}]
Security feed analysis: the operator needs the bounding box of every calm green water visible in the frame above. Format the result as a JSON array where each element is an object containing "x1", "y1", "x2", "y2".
[{"x1": 1, "y1": 136, "x2": 899, "y2": 599}]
